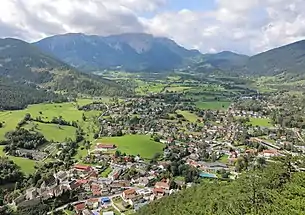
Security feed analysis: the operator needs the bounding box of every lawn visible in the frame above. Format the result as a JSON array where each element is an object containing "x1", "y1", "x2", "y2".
[
  {"x1": 219, "y1": 154, "x2": 229, "y2": 164},
  {"x1": 196, "y1": 101, "x2": 231, "y2": 110},
  {"x1": 0, "y1": 146, "x2": 36, "y2": 174},
  {"x1": 249, "y1": 118, "x2": 272, "y2": 127},
  {"x1": 176, "y1": 110, "x2": 199, "y2": 123},
  {"x1": 24, "y1": 122, "x2": 76, "y2": 142},
  {"x1": 100, "y1": 166, "x2": 112, "y2": 177},
  {"x1": 95, "y1": 135, "x2": 164, "y2": 159}
]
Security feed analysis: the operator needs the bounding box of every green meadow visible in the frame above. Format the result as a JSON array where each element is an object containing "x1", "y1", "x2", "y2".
[
  {"x1": 94, "y1": 135, "x2": 165, "y2": 159},
  {"x1": 196, "y1": 101, "x2": 231, "y2": 110},
  {"x1": 24, "y1": 122, "x2": 77, "y2": 142},
  {"x1": 0, "y1": 100, "x2": 101, "y2": 140},
  {"x1": 0, "y1": 99, "x2": 103, "y2": 174},
  {"x1": 176, "y1": 110, "x2": 199, "y2": 123},
  {"x1": 249, "y1": 117, "x2": 272, "y2": 127}
]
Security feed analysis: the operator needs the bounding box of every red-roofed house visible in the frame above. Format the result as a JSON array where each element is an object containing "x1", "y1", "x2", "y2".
[
  {"x1": 155, "y1": 181, "x2": 170, "y2": 190},
  {"x1": 122, "y1": 188, "x2": 137, "y2": 200},
  {"x1": 92, "y1": 190, "x2": 101, "y2": 196},
  {"x1": 74, "y1": 164, "x2": 92, "y2": 172},
  {"x1": 74, "y1": 202, "x2": 86, "y2": 212},
  {"x1": 153, "y1": 188, "x2": 165, "y2": 195}
]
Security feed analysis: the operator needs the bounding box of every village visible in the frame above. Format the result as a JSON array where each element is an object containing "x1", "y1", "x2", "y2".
[{"x1": 8, "y1": 92, "x2": 305, "y2": 215}]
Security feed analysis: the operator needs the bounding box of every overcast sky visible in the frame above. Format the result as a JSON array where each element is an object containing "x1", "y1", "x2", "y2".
[{"x1": 1, "y1": 0, "x2": 305, "y2": 54}]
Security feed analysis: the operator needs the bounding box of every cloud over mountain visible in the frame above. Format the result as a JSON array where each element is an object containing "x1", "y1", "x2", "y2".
[{"x1": 0, "y1": 0, "x2": 305, "y2": 54}]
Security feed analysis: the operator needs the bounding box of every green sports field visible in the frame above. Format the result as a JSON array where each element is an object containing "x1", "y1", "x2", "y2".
[{"x1": 94, "y1": 135, "x2": 165, "y2": 159}]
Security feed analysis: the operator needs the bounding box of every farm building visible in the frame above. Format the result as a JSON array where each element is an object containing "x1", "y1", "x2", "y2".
[{"x1": 96, "y1": 143, "x2": 116, "y2": 151}]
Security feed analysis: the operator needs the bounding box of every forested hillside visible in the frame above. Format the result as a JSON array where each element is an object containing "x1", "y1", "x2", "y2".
[
  {"x1": 244, "y1": 40, "x2": 305, "y2": 76},
  {"x1": 137, "y1": 157, "x2": 305, "y2": 215},
  {"x1": 0, "y1": 38, "x2": 131, "y2": 100},
  {"x1": 0, "y1": 77, "x2": 67, "y2": 110}
]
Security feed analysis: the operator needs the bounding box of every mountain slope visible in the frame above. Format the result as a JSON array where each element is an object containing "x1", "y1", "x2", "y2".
[
  {"x1": 182, "y1": 51, "x2": 249, "y2": 74},
  {"x1": 186, "y1": 40, "x2": 305, "y2": 77},
  {"x1": 244, "y1": 40, "x2": 305, "y2": 76},
  {"x1": 203, "y1": 51, "x2": 249, "y2": 70},
  {"x1": 0, "y1": 38, "x2": 130, "y2": 98},
  {"x1": 0, "y1": 77, "x2": 67, "y2": 110},
  {"x1": 34, "y1": 33, "x2": 201, "y2": 72}
]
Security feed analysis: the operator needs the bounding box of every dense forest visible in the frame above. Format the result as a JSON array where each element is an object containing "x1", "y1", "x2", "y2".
[
  {"x1": 137, "y1": 156, "x2": 305, "y2": 215},
  {"x1": 0, "y1": 77, "x2": 67, "y2": 110},
  {"x1": 51, "y1": 71, "x2": 131, "y2": 97}
]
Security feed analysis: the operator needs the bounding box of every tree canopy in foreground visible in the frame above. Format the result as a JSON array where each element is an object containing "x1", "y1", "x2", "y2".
[{"x1": 137, "y1": 157, "x2": 305, "y2": 215}]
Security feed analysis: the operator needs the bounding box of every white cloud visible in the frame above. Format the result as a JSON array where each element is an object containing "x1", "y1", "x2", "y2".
[
  {"x1": 144, "y1": 0, "x2": 305, "y2": 54},
  {"x1": 0, "y1": 0, "x2": 305, "y2": 54}
]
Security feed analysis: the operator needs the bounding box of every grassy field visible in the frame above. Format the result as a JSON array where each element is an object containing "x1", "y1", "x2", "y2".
[
  {"x1": 24, "y1": 122, "x2": 76, "y2": 142},
  {"x1": 0, "y1": 101, "x2": 100, "y2": 141},
  {"x1": 249, "y1": 118, "x2": 272, "y2": 127},
  {"x1": 196, "y1": 101, "x2": 231, "y2": 110},
  {"x1": 135, "y1": 81, "x2": 166, "y2": 95},
  {"x1": 0, "y1": 146, "x2": 36, "y2": 174},
  {"x1": 94, "y1": 135, "x2": 164, "y2": 159},
  {"x1": 176, "y1": 110, "x2": 199, "y2": 123}
]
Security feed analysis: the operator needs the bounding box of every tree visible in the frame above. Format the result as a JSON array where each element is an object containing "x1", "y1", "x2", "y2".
[
  {"x1": 114, "y1": 150, "x2": 121, "y2": 158},
  {"x1": 24, "y1": 113, "x2": 31, "y2": 121},
  {"x1": 93, "y1": 133, "x2": 99, "y2": 139},
  {"x1": 82, "y1": 113, "x2": 86, "y2": 121},
  {"x1": 255, "y1": 157, "x2": 266, "y2": 169}
]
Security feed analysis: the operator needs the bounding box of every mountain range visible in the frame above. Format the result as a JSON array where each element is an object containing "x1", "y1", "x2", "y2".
[
  {"x1": 33, "y1": 33, "x2": 305, "y2": 76},
  {"x1": 0, "y1": 32, "x2": 305, "y2": 109},
  {"x1": 34, "y1": 33, "x2": 201, "y2": 72}
]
